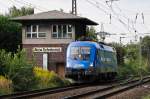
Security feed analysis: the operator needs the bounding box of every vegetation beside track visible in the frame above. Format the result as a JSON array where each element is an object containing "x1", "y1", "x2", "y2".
[
  {"x1": 0, "y1": 5, "x2": 150, "y2": 96},
  {"x1": 34, "y1": 67, "x2": 71, "y2": 89},
  {"x1": 143, "y1": 95, "x2": 150, "y2": 99},
  {"x1": 0, "y1": 6, "x2": 71, "y2": 95},
  {"x1": 0, "y1": 49, "x2": 70, "y2": 95},
  {"x1": 0, "y1": 76, "x2": 13, "y2": 94},
  {"x1": 110, "y1": 37, "x2": 150, "y2": 78}
]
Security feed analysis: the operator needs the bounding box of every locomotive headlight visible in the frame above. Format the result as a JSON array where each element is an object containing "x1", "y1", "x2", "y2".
[
  {"x1": 88, "y1": 63, "x2": 94, "y2": 73},
  {"x1": 66, "y1": 63, "x2": 71, "y2": 67},
  {"x1": 90, "y1": 63, "x2": 93, "y2": 67}
]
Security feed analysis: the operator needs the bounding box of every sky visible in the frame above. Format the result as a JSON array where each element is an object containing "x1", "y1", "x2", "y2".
[{"x1": 0, "y1": 0, "x2": 150, "y2": 44}]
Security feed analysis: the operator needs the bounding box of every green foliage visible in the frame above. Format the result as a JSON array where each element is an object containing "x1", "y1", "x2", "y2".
[
  {"x1": 0, "y1": 49, "x2": 71, "y2": 93},
  {"x1": 118, "y1": 41, "x2": 150, "y2": 78},
  {"x1": 0, "y1": 15, "x2": 21, "y2": 52},
  {"x1": 141, "y1": 36, "x2": 150, "y2": 67},
  {"x1": 34, "y1": 67, "x2": 71, "y2": 89},
  {"x1": 118, "y1": 57, "x2": 149, "y2": 78},
  {"x1": 8, "y1": 6, "x2": 34, "y2": 17},
  {"x1": 86, "y1": 26, "x2": 97, "y2": 41},
  {"x1": 109, "y1": 42, "x2": 126, "y2": 65},
  {"x1": 0, "y1": 75, "x2": 13, "y2": 95},
  {"x1": 125, "y1": 44, "x2": 138, "y2": 60},
  {"x1": 0, "y1": 6, "x2": 34, "y2": 52},
  {"x1": 143, "y1": 95, "x2": 150, "y2": 99},
  {"x1": 0, "y1": 49, "x2": 37, "y2": 92}
]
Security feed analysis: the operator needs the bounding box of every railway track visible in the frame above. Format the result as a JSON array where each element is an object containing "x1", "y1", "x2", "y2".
[
  {"x1": 65, "y1": 76, "x2": 150, "y2": 99},
  {"x1": 0, "y1": 76, "x2": 148, "y2": 99},
  {"x1": 0, "y1": 80, "x2": 120, "y2": 99},
  {"x1": 0, "y1": 83, "x2": 93, "y2": 99}
]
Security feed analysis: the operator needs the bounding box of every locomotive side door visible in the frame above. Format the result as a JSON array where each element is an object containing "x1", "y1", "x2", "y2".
[{"x1": 95, "y1": 49, "x2": 101, "y2": 72}]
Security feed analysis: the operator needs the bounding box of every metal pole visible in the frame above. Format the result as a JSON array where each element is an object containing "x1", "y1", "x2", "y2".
[
  {"x1": 139, "y1": 37, "x2": 142, "y2": 67},
  {"x1": 139, "y1": 36, "x2": 142, "y2": 81},
  {"x1": 120, "y1": 37, "x2": 125, "y2": 44},
  {"x1": 72, "y1": 0, "x2": 77, "y2": 15}
]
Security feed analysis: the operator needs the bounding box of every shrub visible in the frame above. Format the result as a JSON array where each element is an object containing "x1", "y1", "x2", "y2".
[
  {"x1": 118, "y1": 57, "x2": 150, "y2": 78},
  {"x1": 34, "y1": 67, "x2": 70, "y2": 89},
  {"x1": 0, "y1": 49, "x2": 37, "y2": 92},
  {"x1": 143, "y1": 95, "x2": 150, "y2": 99},
  {"x1": 0, "y1": 76, "x2": 12, "y2": 95}
]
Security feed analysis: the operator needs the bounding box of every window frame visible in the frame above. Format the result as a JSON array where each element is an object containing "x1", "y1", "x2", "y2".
[
  {"x1": 70, "y1": 46, "x2": 91, "y2": 61},
  {"x1": 52, "y1": 24, "x2": 73, "y2": 39},
  {"x1": 26, "y1": 25, "x2": 47, "y2": 39}
]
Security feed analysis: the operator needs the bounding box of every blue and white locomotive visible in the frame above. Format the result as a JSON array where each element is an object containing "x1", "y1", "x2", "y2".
[{"x1": 65, "y1": 41, "x2": 117, "y2": 81}]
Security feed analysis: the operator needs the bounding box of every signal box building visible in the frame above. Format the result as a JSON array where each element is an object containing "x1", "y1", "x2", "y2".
[{"x1": 12, "y1": 10, "x2": 98, "y2": 77}]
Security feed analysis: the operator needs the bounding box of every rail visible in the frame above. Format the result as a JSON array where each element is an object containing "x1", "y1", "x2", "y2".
[
  {"x1": 0, "y1": 83, "x2": 91, "y2": 99},
  {"x1": 0, "y1": 76, "x2": 148, "y2": 99},
  {"x1": 65, "y1": 76, "x2": 150, "y2": 99}
]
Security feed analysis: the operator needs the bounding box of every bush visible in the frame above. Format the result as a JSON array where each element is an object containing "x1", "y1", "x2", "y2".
[
  {"x1": 118, "y1": 57, "x2": 150, "y2": 78},
  {"x1": 0, "y1": 76, "x2": 12, "y2": 95},
  {"x1": 143, "y1": 95, "x2": 150, "y2": 99},
  {"x1": 34, "y1": 67, "x2": 70, "y2": 89},
  {"x1": 0, "y1": 49, "x2": 37, "y2": 92}
]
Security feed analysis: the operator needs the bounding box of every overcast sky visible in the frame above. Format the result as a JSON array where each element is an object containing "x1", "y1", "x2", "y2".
[{"x1": 0, "y1": 0, "x2": 150, "y2": 44}]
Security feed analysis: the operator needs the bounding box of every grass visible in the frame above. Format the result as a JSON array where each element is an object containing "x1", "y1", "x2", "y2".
[
  {"x1": 0, "y1": 76, "x2": 13, "y2": 95},
  {"x1": 143, "y1": 95, "x2": 150, "y2": 99},
  {"x1": 34, "y1": 67, "x2": 71, "y2": 89},
  {"x1": 117, "y1": 57, "x2": 150, "y2": 78}
]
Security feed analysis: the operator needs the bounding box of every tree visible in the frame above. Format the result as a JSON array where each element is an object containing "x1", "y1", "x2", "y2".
[
  {"x1": 8, "y1": 6, "x2": 34, "y2": 17},
  {"x1": 125, "y1": 44, "x2": 138, "y2": 61},
  {"x1": 141, "y1": 36, "x2": 150, "y2": 68},
  {"x1": 141, "y1": 36, "x2": 150, "y2": 58},
  {"x1": 86, "y1": 26, "x2": 97, "y2": 41},
  {"x1": 109, "y1": 42, "x2": 126, "y2": 66},
  {"x1": 0, "y1": 15, "x2": 21, "y2": 52},
  {"x1": 0, "y1": 49, "x2": 37, "y2": 91},
  {"x1": 0, "y1": 6, "x2": 34, "y2": 52},
  {"x1": 77, "y1": 26, "x2": 97, "y2": 41},
  {"x1": 0, "y1": 6, "x2": 37, "y2": 92}
]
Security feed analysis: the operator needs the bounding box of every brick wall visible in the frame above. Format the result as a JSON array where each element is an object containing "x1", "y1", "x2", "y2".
[{"x1": 23, "y1": 44, "x2": 68, "y2": 76}]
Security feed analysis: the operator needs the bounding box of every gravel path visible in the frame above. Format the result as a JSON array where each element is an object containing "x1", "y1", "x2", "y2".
[
  {"x1": 107, "y1": 83, "x2": 150, "y2": 99},
  {"x1": 31, "y1": 85, "x2": 110, "y2": 99},
  {"x1": 29, "y1": 81, "x2": 150, "y2": 99}
]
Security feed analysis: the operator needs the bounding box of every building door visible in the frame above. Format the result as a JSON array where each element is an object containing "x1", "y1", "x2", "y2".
[
  {"x1": 43, "y1": 53, "x2": 48, "y2": 70},
  {"x1": 56, "y1": 63, "x2": 65, "y2": 77}
]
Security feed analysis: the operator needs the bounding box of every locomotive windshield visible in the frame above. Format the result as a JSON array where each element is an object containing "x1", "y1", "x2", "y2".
[{"x1": 70, "y1": 46, "x2": 90, "y2": 61}]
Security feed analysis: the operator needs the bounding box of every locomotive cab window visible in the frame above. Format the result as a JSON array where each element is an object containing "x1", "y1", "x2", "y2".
[
  {"x1": 70, "y1": 47, "x2": 79, "y2": 60},
  {"x1": 80, "y1": 47, "x2": 90, "y2": 60},
  {"x1": 70, "y1": 46, "x2": 90, "y2": 61}
]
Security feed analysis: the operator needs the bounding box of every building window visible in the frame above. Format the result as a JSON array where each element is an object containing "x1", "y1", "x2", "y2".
[
  {"x1": 26, "y1": 25, "x2": 46, "y2": 38},
  {"x1": 52, "y1": 25, "x2": 73, "y2": 39}
]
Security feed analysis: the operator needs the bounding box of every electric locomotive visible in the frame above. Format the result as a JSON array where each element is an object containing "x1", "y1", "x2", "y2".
[{"x1": 65, "y1": 41, "x2": 117, "y2": 81}]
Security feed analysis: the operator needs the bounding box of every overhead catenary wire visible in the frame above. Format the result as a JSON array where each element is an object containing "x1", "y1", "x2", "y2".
[
  {"x1": 94, "y1": 0, "x2": 149, "y2": 35},
  {"x1": 84, "y1": 0, "x2": 129, "y2": 41},
  {"x1": 105, "y1": 1, "x2": 136, "y2": 33},
  {"x1": 84, "y1": 0, "x2": 150, "y2": 43},
  {"x1": 84, "y1": 0, "x2": 135, "y2": 43},
  {"x1": 100, "y1": 0, "x2": 150, "y2": 41},
  {"x1": 103, "y1": 0, "x2": 150, "y2": 34},
  {"x1": 106, "y1": 0, "x2": 150, "y2": 35},
  {"x1": 85, "y1": 0, "x2": 133, "y2": 33}
]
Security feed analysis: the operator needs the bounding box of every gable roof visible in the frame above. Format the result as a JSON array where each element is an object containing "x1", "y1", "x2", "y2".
[{"x1": 11, "y1": 10, "x2": 98, "y2": 25}]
